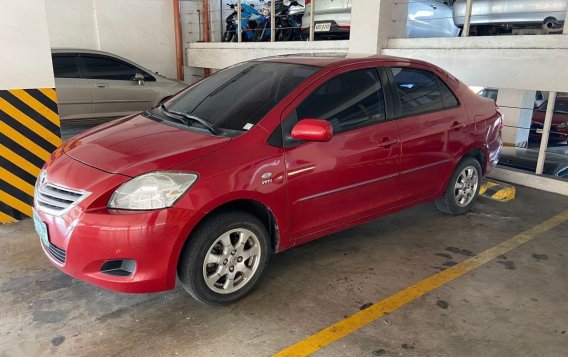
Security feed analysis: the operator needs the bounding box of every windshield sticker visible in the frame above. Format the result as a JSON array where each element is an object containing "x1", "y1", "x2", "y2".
[{"x1": 243, "y1": 123, "x2": 254, "y2": 131}]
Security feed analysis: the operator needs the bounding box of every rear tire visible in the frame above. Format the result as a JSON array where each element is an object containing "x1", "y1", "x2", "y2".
[
  {"x1": 435, "y1": 157, "x2": 482, "y2": 215},
  {"x1": 177, "y1": 211, "x2": 270, "y2": 305}
]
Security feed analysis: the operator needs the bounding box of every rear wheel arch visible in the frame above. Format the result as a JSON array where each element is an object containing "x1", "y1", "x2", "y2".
[{"x1": 461, "y1": 148, "x2": 486, "y2": 175}]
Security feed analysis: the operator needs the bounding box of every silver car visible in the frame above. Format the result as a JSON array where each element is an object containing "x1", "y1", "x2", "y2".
[
  {"x1": 52, "y1": 49, "x2": 188, "y2": 122},
  {"x1": 301, "y1": 0, "x2": 459, "y2": 39},
  {"x1": 453, "y1": 0, "x2": 567, "y2": 35}
]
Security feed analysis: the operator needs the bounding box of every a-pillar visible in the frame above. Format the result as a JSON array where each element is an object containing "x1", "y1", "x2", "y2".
[
  {"x1": 0, "y1": 0, "x2": 61, "y2": 223},
  {"x1": 349, "y1": 0, "x2": 407, "y2": 55},
  {"x1": 496, "y1": 89, "x2": 536, "y2": 147}
]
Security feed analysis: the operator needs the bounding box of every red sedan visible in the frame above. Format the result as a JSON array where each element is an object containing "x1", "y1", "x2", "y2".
[
  {"x1": 33, "y1": 55, "x2": 502, "y2": 304},
  {"x1": 531, "y1": 96, "x2": 568, "y2": 142}
]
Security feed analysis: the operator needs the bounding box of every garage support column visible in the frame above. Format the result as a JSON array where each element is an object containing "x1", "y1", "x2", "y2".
[
  {"x1": 349, "y1": 0, "x2": 407, "y2": 55},
  {"x1": 564, "y1": 8, "x2": 568, "y2": 34},
  {"x1": 0, "y1": 0, "x2": 61, "y2": 223},
  {"x1": 496, "y1": 89, "x2": 536, "y2": 148}
]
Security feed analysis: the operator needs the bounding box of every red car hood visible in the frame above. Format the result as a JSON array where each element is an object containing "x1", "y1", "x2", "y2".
[{"x1": 64, "y1": 114, "x2": 230, "y2": 177}]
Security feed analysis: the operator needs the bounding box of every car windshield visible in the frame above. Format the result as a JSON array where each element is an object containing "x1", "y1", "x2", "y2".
[
  {"x1": 161, "y1": 61, "x2": 320, "y2": 134},
  {"x1": 538, "y1": 99, "x2": 568, "y2": 114}
]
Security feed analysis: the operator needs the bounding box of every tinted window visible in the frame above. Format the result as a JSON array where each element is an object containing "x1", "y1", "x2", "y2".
[
  {"x1": 295, "y1": 68, "x2": 385, "y2": 133},
  {"x1": 52, "y1": 56, "x2": 81, "y2": 78},
  {"x1": 83, "y1": 56, "x2": 136, "y2": 80},
  {"x1": 392, "y1": 67, "x2": 443, "y2": 116},
  {"x1": 438, "y1": 78, "x2": 459, "y2": 108},
  {"x1": 167, "y1": 62, "x2": 320, "y2": 132}
]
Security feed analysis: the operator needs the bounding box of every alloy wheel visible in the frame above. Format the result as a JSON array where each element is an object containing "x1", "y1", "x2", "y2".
[
  {"x1": 454, "y1": 166, "x2": 479, "y2": 207},
  {"x1": 202, "y1": 228, "x2": 261, "y2": 294}
]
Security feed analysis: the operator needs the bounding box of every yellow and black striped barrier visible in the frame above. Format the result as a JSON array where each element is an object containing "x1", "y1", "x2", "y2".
[
  {"x1": 480, "y1": 179, "x2": 516, "y2": 202},
  {"x1": 0, "y1": 88, "x2": 61, "y2": 223}
]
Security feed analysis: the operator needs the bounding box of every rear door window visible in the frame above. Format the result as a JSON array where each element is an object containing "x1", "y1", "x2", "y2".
[
  {"x1": 82, "y1": 56, "x2": 137, "y2": 81},
  {"x1": 438, "y1": 78, "x2": 459, "y2": 108},
  {"x1": 391, "y1": 67, "x2": 444, "y2": 116},
  {"x1": 52, "y1": 55, "x2": 81, "y2": 79}
]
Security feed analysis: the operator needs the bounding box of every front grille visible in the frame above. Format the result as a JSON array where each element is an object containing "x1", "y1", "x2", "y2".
[
  {"x1": 35, "y1": 180, "x2": 89, "y2": 216},
  {"x1": 42, "y1": 240, "x2": 66, "y2": 264}
]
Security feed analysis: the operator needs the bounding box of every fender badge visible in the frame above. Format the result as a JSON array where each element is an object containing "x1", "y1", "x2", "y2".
[{"x1": 261, "y1": 172, "x2": 273, "y2": 185}]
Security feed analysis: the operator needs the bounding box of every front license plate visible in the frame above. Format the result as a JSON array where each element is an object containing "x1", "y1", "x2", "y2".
[
  {"x1": 536, "y1": 128, "x2": 543, "y2": 134},
  {"x1": 314, "y1": 23, "x2": 332, "y2": 32},
  {"x1": 33, "y1": 209, "x2": 50, "y2": 247}
]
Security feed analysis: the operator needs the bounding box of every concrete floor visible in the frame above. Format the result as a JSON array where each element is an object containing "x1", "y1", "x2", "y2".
[{"x1": 1, "y1": 186, "x2": 567, "y2": 356}]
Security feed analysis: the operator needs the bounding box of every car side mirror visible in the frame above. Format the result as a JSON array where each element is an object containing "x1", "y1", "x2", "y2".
[
  {"x1": 291, "y1": 119, "x2": 333, "y2": 142},
  {"x1": 134, "y1": 73, "x2": 145, "y2": 85}
]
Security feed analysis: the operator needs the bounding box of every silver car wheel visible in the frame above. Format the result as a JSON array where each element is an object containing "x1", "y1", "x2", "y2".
[
  {"x1": 454, "y1": 166, "x2": 479, "y2": 207},
  {"x1": 202, "y1": 228, "x2": 261, "y2": 295}
]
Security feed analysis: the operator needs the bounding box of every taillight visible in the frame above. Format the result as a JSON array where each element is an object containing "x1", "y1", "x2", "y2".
[
  {"x1": 305, "y1": 0, "x2": 311, "y2": 4},
  {"x1": 496, "y1": 107, "x2": 504, "y2": 130}
]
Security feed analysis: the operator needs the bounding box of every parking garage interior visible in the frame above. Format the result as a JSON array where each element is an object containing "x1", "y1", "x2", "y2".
[{"x1": 1, "y1": 1, "x2": 568, "y2": 356}]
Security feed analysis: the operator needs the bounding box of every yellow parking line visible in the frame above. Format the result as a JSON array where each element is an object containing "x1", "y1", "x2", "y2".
[{"x1": 274, "y1": 209, "x2": 568, "y2": 357}]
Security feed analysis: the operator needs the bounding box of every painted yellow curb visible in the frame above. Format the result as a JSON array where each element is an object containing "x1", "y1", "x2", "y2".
[{"x1": 479, "y1": 179, "x2": 516, "y2": 202}]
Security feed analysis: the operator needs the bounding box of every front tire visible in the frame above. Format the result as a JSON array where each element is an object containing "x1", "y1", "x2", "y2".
[
  {"x1": 435, "y1": 157, "x2": 482, "y2": 215},
  {"x1": 177, "y1": 211, "x2": 270, "y2": 305}
]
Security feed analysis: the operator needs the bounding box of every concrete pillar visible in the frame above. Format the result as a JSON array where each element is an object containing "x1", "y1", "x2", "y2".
[
  {"x1": 0, "y1": 0, "x2": 60, "y2": 223},
  {"x1": 564, "y1": 7, "x2": 568, "y2": 34},
  {"x1": 496, "y1": 89, "x2": 536, "y2": 147},
  {"x1": 349, "y1": 0, "x2": 407, "y2": 55}
]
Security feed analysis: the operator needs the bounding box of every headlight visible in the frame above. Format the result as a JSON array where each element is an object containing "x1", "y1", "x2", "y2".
[{"x1": 108, "y1": 172, "x2": 198, "y2": 210}]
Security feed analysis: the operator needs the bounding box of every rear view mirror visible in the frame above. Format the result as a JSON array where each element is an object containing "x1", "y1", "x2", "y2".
[
  {"x1": 134, "y1": 73, "x2": 145, "y2": 85},
  {"x1": 291, "y1": 119, "x2": 333, "y2": 142}
]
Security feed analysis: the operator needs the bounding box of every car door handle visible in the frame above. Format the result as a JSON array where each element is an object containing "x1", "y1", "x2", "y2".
[
  {"x1": 95, "y1": 83, "x2": 108, "y2": 88},
  {"x1": 377, "y1": 138, "x2": 399, "y2": 149},
  {"x1": 430, "y1": 4, "x2": 437, "y2": 9},
  {"x1": 451, "y1": 121, "x2": 467, "y2": 129}
]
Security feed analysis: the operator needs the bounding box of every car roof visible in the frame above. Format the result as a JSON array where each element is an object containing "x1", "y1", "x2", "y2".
[
  {"x1": 253, "y1": 53, "x2": 433, "y2": 68},
  {"x1": 52, "y1": 48, "x2": 123, "y2": 57}
]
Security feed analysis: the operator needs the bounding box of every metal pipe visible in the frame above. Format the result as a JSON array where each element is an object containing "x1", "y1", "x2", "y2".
[
  {"x1": 173, "y1": 0, "x2": 184, "y2": 80},
  {"x1": 270, "y1": 0, "x2": 276, "y2": 42},
  {"x1": 202, "y1": 0, "x2": 211, "y2": 77},
  {"x1": 462, "y1": 0, "x2": 473, "y2": 37},
  {"x1": 536, "y1": 91, "x2": 557, "y2": 175},
  {"x1": 309, "y1": 0, "x2": 315, "y2": 41},
  {"x1": 237, "y1": 0, "x2": 242, "y2": 42}
]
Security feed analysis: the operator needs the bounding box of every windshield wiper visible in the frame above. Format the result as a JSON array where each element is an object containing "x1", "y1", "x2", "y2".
[{"x1": 160, "y1": 104, "x2": 219, "y2": 135}]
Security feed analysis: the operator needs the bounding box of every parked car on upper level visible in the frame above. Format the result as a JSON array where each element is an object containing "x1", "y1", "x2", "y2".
[
  {"x1": 453, "y1": 0, "x2": 567, "y2": 35},
  {"x1": 34, "y1": 54, "x2": 502, "y2": 304},
  {"x1": 530, "y1": 96, "x2": 568, "y2": 143},
  {"x1": 477, "y1": 88, "x2": 546, "y2": 109},
  {"x1": 301, "y1": 0, "x2": 459, "y2": 40},
  {"x1": 52, "y1": 49, "x2": 188, "y2": 123}
]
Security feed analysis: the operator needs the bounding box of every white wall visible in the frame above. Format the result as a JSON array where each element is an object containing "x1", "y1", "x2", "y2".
[
  {"x1": 45, "y1": 0, "x2": 177, "y2": 78},
  {"x1": 186, "y1": 40, "x2": 350, "y2": 69},
  {"x1": 383, "y1": 36, "x2": 568, "y2": 93},
  {"x1": 0, "y1": 0, "x2": 54, "y2": 90}
]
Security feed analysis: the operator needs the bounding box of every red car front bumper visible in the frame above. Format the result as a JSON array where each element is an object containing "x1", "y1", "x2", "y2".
[
  {"x1": 35, "y1": 154, "x2": 202, "y2": 293},
  {"x1": 36, "y1": 207, "x2": 199, "y2": 293}
]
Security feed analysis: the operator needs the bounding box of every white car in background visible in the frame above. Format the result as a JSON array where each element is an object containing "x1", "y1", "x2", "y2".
[
  {"x1": 52, "y1": 49, "x2": 188, "y2": 123},
  {"x1": 453, "y1": 0, "x2": 567, "y2": 35},
  {"x1": 301, "y1": 0, "x2": 459, "y2": 40}
]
